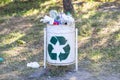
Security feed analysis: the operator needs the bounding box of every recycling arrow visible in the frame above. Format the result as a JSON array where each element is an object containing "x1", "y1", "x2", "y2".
[
  {"x1": 48, "y1": 36, "x2": 70, "y2": 61},
  {"x1": 48, "y1": 44, "x2": 57, "y2": 60},
  {"x1": 59, "y1": 44, "x2": 70, "y2": 61}
]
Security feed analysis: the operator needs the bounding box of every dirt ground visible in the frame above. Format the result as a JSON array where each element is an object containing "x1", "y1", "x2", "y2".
[{"x1": 47, "y1": 69, "x2": 120, "y2": 80}]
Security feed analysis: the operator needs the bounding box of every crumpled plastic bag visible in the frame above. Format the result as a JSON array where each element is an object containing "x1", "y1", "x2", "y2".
[
  {"x1": 59, "y1": 13, "x2": 75, "y2": 25},
  {"x1": 27, "y1": 62, "x2": 40, "y2": 68},
  {"x1": 40, "y1": 15, "x2": 54, "y2": 24}
]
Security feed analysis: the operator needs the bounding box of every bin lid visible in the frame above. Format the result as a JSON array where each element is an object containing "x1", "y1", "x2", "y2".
[{"x1": 47, "y1": 25, "x2": 75, "y2": 33}]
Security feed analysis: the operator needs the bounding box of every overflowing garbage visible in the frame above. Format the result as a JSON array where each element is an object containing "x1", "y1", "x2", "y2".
[{"x1": 40, "y1": 10, "x2": 75, "y2": 26}]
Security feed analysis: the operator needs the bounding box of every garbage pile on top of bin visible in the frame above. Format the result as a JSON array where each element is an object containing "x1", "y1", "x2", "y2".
[{"x1": 40, "y1": 10, "x2": 75, "y2": 25}]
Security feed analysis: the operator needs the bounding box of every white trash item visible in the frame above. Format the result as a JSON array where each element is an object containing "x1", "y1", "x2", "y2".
[
  {"x1": 49, "y1": 10, "x2": 58, "y2": 19},
  {"x1": 27, "y1": 62, "x2": 40, "y2": 68},
  {"x1": 59, "y1": 13, "x2": 75, "y2": 25},
  {"x1": 40, "y1": 15, "x2": 54, "y2": 24}
]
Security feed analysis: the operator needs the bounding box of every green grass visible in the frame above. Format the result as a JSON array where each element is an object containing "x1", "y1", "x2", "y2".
[
  {"x1": 0, "y1": 0, "x2": 62, "y2": 17},
  {"x1": 115, "y1": 33, "x2": 120, "y2": 41},
  {"x1": 0, "y1": 0, "x2": 40, "y2": 16},
  {"x1": 76, "y1": 1, "x2": 120, "y2": 73}
]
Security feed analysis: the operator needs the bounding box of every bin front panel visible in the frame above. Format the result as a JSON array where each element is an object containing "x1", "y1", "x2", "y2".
[{"x1": 47, "y1": 26, "x2": 75, "y2": 65}]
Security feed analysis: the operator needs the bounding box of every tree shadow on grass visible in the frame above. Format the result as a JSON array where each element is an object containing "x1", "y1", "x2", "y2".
[
  {"x1": 77, "y1": 1, "x2": 120, "y2": 74},
  {"x1": 0, "y1": 14, "x2": 46, "y2": 80},
  {"x1": 0, "y1": 18, "x2": 44, "y2": 51},
  {"x1": 0, "y1": 0, "x2": 49, "y2": 16},
  {"x1": 79, "y1": 28, "x2": 120, "y2": 73}
]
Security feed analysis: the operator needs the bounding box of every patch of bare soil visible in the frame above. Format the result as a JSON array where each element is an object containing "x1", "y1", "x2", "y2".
[{"x1": 47, "y1": 70, "x2": 120, "y2": 80}]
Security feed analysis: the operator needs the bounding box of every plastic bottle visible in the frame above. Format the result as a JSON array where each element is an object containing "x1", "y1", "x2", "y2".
[
  {"x1": 49, "y1": 10, "x2": 58, "y2": 19},
  {"x1": 0, "y1": 58, "x2": 4, "y2": 62}
]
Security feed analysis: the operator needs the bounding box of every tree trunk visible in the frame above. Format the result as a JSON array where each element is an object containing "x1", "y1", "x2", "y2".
[{"x1": 63, "y1": 0, "x2": 74, "y2": 14}]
